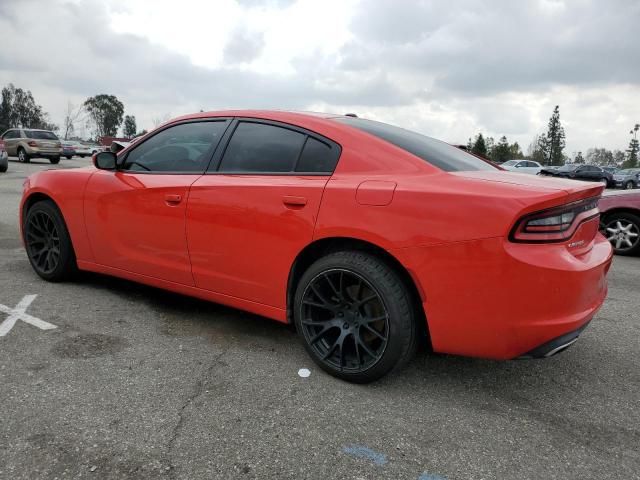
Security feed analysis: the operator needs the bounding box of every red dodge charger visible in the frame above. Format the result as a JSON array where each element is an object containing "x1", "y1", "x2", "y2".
[{"x1": 20, "y1": 111, "x2": 613, "y2": 382}]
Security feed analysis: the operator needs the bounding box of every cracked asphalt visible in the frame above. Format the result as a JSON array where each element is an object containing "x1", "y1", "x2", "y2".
[{"x1": 1, "y1": 157, "x2": 639, "y2": 480}]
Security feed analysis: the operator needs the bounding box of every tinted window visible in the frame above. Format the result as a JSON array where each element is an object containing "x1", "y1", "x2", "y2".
[
  {"x1": 296, "y1": 137, "x2": 340, "y2": 173},
  {"x1": 2, "y1": 130, "x2": 18, "y2": 139},
  {"x1": 219, "y1": 122, "x2": 306, "y2": 172},
  {"x1": 25, "y1": 130, "x2": 58, "y2": 140},
  {"x1": 122, "y1": 121, "x2": 226, "y2": 172},
  {"x1": 334, "y1": 117, "x2": 497, "y2": 172}
]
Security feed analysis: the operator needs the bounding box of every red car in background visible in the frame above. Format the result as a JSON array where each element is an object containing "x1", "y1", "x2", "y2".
[
  {"x1": 20, "y1": 111, "x2": 612, "y2": 382},
  {"x1": 599, "y1": 190, "x2": 640, "y2": 255},
  {"x1": 0, "y1": 138, "x2": 8, "y2": 172}
]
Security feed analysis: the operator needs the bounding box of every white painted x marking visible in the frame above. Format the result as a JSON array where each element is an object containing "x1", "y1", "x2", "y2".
[{"x1": 0, "y1": 295, "x2": 57, "y2": 337}]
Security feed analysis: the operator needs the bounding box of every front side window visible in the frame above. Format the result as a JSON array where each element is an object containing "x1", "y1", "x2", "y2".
[
  {"x1": 334, "y1": 117, "x2": 497, "y2": 172},
  {"x1": 219, "y1": 122, "x2": 306, "y2": 173},
  {"x1": 122, "y1": 121, "x2": 227, "y2": 173}
]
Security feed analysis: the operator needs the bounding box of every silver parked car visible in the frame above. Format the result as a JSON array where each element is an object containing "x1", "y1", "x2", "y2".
[
  {"x1": 500, "y1": 159, "x2": 543, "y2": 175},
  {"x1": 612, "y1": 168, "x2": 640, "y2": 189}
]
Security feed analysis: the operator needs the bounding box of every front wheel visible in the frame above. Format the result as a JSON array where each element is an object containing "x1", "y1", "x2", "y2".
[
  {"x1": 294, "y1": 251, "x2": 418, "y2": 383},
  {"x1": 624, "y1": 181, "x2": 635, "y2": 190},
  {"x1": 50, "y1": 157, "x2": 61, "y2": 164},
  {"x1": 602, "y1": 212, "x2": 640, "y2": 256},
  {"x1": 23, "y1": 200, "x2": 77, "y2": 281}
]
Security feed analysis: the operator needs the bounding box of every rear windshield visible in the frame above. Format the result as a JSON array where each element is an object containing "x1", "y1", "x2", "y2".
[
  {"x1": 25, "y1": 130, "x2": 58, "y2": 140},
  {"x1": 557, "y1": 164, "x2": 577, "y2": 172},
  {"x1": 333, "y1": 117, "x2": 497, "y2": 172}
]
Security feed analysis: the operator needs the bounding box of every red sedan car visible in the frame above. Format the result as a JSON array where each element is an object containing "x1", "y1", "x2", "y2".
[{"x1": 20, "y1": 111, "x2": 613, "y2": 382}]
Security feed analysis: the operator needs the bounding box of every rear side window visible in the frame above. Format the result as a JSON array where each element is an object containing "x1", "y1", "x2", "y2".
[
  {"x1": 334, "y1": 117, "x2": 497, "y2": 172},
  {"x1": 2, "y1": 130, "x2": 18, "y2": 139},
  {"x1": 25, "y1": 130, "x2": 58, "y2": 140},
  {"x1": 219, "y1": 122, "x2": 306, "y2": 173},
  {"x1": 296, "y1": 137, "x2": 340, "y2": 173}
]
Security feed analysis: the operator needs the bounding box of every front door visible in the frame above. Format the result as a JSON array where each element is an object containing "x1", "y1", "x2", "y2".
[
  {"x1": 186, "y1": 119, "x2": 341, "y2": 309},
  {"x1": 2, "y1": 129, "x2": 21, "y2": 156},
  {"x1": 83, "y1": 120, "x2": 230, "y2": 285}
]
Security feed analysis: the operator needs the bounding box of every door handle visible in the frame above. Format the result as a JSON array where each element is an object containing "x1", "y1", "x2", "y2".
[
  {"x1": 165, "y1": 194, "x2": 182, "y2": 205},
  {"x1": 282, "y1": 195, "x2": 307, "y2": 207}
]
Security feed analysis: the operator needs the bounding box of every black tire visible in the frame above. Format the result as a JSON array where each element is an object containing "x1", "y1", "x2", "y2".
[
  {"x1": 294, "y1": 250, "x2": 418, "y2": 383},
  {"x1": 624, "y1": 181, "x2": 635, "y2": 190},
  {"x1": 50, "y1": 157, "x2": 61, "y2": 164},
  {"x1": 602, "y1": 212, "x2": 640, "y2": 256},
  {"x1": 17, "y1": 147, "x2": 30, "y2": 163},
  {"x1": 23, "y1": 200, "x2": 78, "y2": 281},
  {"x1": 65, "y1": 156, "x2": 72, "y2": 160},
  {"x1": 0, "y1": 160, "x2": 7, "y2": 173}
]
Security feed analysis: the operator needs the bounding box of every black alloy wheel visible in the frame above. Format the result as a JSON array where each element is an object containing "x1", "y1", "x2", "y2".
[
  {"x1": 295, "y1": 251, "x2": 418, "y2": 383},
  {"x1": 300, "y1": 268, "x2": 390, "y2": 372},
  {"x1": 24, "y1": 200, "x2": 77, "y2": 281}
]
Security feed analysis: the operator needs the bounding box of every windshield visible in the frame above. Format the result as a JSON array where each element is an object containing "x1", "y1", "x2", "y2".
[
  {"x1": 502, "y1": 160, "x2": 518, "y2": 166},
  {"x1": 619, "y1": 169, "x2": 639, "y2": 175},
  {"x1": 556, "y1": 164, "x2": 577, "y2": 172},
  {"x1": 25, "y1": 130, "x2": 58, "y2": 140},
  {"x1": 333, "y1": 117, "x2": 497, "y2": 172}
]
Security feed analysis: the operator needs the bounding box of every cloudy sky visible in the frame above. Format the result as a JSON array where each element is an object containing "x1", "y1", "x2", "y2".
[{"x1": 0, "y1": 0, "x2": 638, "y2": 155}]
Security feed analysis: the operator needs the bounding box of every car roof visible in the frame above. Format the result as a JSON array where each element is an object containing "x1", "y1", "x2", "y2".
[{"x1": 168, "y1": 109, "x2": 345, "y2": 125}]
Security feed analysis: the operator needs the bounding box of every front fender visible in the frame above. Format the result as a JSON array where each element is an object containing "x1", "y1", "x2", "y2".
[{"x1": 21, "y1": 168, "x2": 96, "y2": 262}]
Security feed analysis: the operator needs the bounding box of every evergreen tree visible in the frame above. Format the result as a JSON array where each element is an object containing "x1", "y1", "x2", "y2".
[
  {"x1": 492, "y1": 136, "x2": 511, "y2": 163},
  {"x1": 471, "y1": 133, "x2": 488, "y2": 158},
  {"x1": 123, "y1": 115, "x2": 137, "y2": 139},
  {"x1": 574, "y1": 151, "x2": 585, "y2": 164},
  {"x1": 545, "y1": 106, "x2": 566, "y2": 166},
  {"x1": 624, "y1": 124, "x2": 639, "y2": 168}
]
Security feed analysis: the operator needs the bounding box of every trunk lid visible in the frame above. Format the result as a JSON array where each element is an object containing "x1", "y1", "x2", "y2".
[{"x1": 452, "y1": 170, "x2": 603, "y2": 204}]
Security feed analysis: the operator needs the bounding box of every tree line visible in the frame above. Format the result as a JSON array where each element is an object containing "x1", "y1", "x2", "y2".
[
  {"x1": 0, "y1": 83, "x2": 141, "y2": 141},
  {"x1": 468, "y1": 105, "x2": 638, "y2": 169}
]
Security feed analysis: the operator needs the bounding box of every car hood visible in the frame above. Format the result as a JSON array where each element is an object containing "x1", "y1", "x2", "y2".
[{"x1": 451, "y1": 170, "x2": 604, "y2": 201}]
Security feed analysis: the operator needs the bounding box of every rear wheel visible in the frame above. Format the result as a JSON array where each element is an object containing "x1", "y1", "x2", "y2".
[
  {"x1": 602, "y1": 212, "x2": 640, "y2": 256},
  {"x1": 23, "y1": 200, "x2": 77, "y2": 281},
  {"x1": 294, "y1": 251, "x2": 417, "y2": 383},
  {"x1": 50, "y1": 157, "x2": 61, "y2": 164},
  {"x1": 65, "y1": 156, "x2": 72, "y2": 160},
  {"x1": 18, "y1": 148, "x2": 30, "y2": 163}
]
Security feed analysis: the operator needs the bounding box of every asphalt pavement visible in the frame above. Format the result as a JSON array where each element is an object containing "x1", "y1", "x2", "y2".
[{"x1": 0, "y1": 156, "x2": 639, "y2": 479}]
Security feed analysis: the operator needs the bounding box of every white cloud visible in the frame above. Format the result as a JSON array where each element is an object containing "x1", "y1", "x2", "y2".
[{"x1": 0, "y1": 0, "x2": 637, "y2": 156}]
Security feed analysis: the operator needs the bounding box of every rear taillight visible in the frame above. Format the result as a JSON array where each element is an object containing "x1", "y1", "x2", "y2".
[
  {"x1": 28, "y1": 140, "x2": 37, "y2": 147},
  {"x1": 510, "y1": 198, "x2": 600, "y2": 243}
]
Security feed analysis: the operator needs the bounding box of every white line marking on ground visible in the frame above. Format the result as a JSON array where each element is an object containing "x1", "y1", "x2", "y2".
[{"x1": 0, "y1": 295, "x2": 57, "y2": 337}]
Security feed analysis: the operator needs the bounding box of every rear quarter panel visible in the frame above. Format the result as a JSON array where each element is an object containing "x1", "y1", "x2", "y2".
[{"x1": 21, "y1": 168, "x2": 95, "y2": 261}]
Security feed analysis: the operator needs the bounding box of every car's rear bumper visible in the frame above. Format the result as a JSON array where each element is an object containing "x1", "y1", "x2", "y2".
[
  {"x1": 27, "y1": 147, "x2": 62, "y2": 157},
  {"x1": 393, "y1": 233, "x2": 613, "y2": 359}
]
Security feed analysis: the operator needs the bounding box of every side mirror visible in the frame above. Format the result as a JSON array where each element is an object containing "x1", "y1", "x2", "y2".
[{"x1": 94, "y1": 151, "x2": 117, "y2": 170}]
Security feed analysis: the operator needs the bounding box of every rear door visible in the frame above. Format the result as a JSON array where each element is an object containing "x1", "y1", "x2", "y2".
[
  {"x1": 84, "y1": 120, "x2": 230, "y2": 284},
  {"x1": 186, "y1": 119, "x2": 341, "y2": 309}
]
